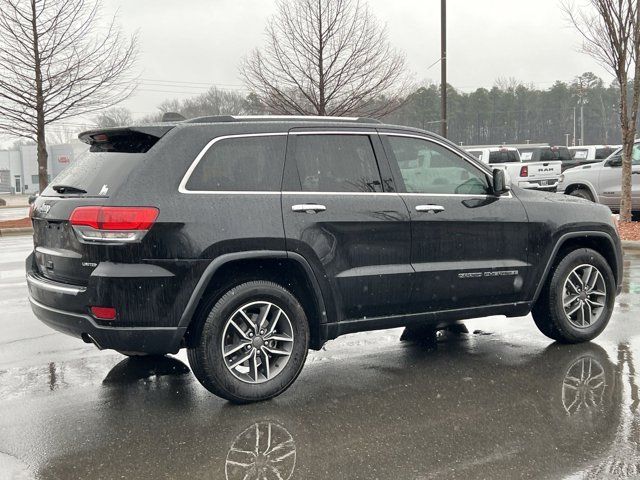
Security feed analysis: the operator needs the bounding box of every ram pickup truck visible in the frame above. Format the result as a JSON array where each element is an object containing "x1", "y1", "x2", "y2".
[{"x1": 465, "y1": 146, "x2": 561, "y2": 191}]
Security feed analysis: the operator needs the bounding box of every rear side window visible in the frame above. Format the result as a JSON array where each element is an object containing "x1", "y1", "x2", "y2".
[
  {"x1": 572, "y1": 149, "x2": 589, "y2": 159},
  {"x1": 185, "y1": 135, "x2": 286, "y2": 192},
  {"x1": 519, "y1": 149, "x2": 537, "y2": 162},
  {"x1": 293, "y1": 135, "x2": 382, "y2": 192},
  {"x1": 488, "y1": 150, "x2": 519, "y2": 164}
]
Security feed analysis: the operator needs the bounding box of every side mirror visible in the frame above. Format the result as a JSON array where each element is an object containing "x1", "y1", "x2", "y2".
[
  {"x1": 492, "y1": 168, "x2": 510, "y2": 195},
  {"x1": 606, "y1": 155, "x2": 622, "y2": 167}
]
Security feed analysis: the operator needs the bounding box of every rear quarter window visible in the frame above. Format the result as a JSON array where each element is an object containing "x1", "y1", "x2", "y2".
[{"x1": 184, "y1": 135, "x2": 287, "y2": 192}]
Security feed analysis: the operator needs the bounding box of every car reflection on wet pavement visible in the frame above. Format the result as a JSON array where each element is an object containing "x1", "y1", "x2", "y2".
[{"x1": 0, "y1": 235, "x2": 639, "y2": 480}]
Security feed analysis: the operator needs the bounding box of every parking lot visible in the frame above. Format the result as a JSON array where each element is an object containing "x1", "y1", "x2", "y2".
[{"x1": 1, "y1": 233, "x2": 639, "y2": 479}]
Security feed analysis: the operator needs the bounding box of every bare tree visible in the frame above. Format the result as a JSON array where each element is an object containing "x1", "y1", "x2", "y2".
[
  {"x1": 564, "y1": 0, "x2": 640, "y2": 222},
  {"x1": 94, "y1": 107, "x2": 133, "y2": 128},
  {"x1": 0, "y1": 0, "x2": 138, "y2": 191},
  {"x1": 240, "y1": 0, "x2": 410, "y2": 117}
]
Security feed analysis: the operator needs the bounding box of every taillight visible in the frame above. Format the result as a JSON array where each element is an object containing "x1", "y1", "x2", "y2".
[
  {"x1": 69, "y1": 206, "x2": 159, "y2": 243},
  {"x1": 520, "y1": 165, "x2": 529, "y2": 177}
]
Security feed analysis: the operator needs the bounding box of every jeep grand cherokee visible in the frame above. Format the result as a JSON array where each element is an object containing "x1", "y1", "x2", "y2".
[{"x1": 27, "y1": 116, "x2": 623, "y2": 403}]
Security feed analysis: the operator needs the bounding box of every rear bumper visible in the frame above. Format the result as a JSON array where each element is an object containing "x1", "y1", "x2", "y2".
[
  {"x1": 518, "y1": 179, "x2": 559, "y2": 191},
  {"x1": 28, "y1": 295, "x2": 185, "y2": 354},
  {"x1": 25, "y1": 253, "x2": 189, "y2": 354}
]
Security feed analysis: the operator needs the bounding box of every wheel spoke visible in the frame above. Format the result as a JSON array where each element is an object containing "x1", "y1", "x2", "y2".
[
  {"x1": 224, "y1": 341, "x2": 251, "y2": 358},
  {"x1": 563, "y1": 294, "x2": 579, "y2": 307},
  {"x1": 263, "y1": 346, "x2": 291, "y2": 357},
  {"x1": 267, "y1": 309, "x2": 282, "y2": 336},
  {"x1": 566, "y1": 277, "x2": 580, "y2": 294},
  {"x1": 584, "y1": 302, "x2": 593, "y2": 325},
  {"x1": 261, "y1": 347, "x2": 271, "y2": 379},
  {"x1": 257, "y1": 303, "x2": 272, "y2": 331},
  {"x1": 229, "y1": 320, "x2": 250, "y2": 340},
  {"x1": 229, "y1": 350, "x2": 254, "y2": 370},
  {"x1": 566, "y1": 302, "x2": 582, "y2": 317},
  {"x1": 590, "y1": 290, "x2": 606, "y2": 297},
  {"x1": 581, "y1": 266, "x2": 593, "y2": 288},
  {"x1": 572, "y1": 270, "x2": 585, "y2": 288},
  {"x1": 265, "y1": 334, "x2": 294, "y2": 343},
  {"x1": 250, "y1": 349, "x2": 259, "y2": 382},
  {"x1": 587, "y1": 298, "x2": 604, "y2": 308},
  {"x1": 239, "y1": 310, "x2": 258, "y2": 332}
]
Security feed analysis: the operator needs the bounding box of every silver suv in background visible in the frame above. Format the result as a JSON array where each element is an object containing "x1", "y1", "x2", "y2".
[{"x1": 557, "y1": 142, "x2": 640, "y2": 213}]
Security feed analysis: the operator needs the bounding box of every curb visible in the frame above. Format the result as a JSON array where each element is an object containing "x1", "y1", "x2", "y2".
[
  {"x1": 622, "y1": 240, "x2": 640, "y2": 251},
  {"x1": 0, "y1": 227, "x2": 33, "y2": 237}
]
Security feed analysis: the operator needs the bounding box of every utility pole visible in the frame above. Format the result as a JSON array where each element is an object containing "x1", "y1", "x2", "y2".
[
  {"x1": 580, "y1": 100, "x2": 585, "y2": 146},
  {"x1": 440, "y1": 0, "x2": 447, "y2": 138},
  {"x1": 573, "y1": 107, "x2": 576, "y2": 146}
]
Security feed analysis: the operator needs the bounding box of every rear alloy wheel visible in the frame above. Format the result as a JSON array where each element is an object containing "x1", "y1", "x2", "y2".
[
  {"x1": 187, "y1": 281, "x2": 309, "y2": 403},
  {"x1": 532, "y1": 248, "x2": 615, "y2": 343},
  {"x1": 569, "y1": 188, "x2": 594, "y2": 202}
]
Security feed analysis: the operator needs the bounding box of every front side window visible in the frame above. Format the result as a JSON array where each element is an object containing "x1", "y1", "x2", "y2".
[
  {"x1": 185, "y1": 135, "x2": 286, "y2": 192},
  {"x1": 386, "y1": 136, "x2": 490, "y2": 195},
  {"x1": 294, "y1": 134, "x2": 382, "y2": 192}
]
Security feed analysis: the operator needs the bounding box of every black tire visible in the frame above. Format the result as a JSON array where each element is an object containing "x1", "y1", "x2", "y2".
[
  {"x1": 569, "y1": 188, "x2": 594, "y2": 202},
  {"x1": 532, "y1": 248, "x2": 616, "y2": 343},
  {"x1": 187, "y1": 281, "x2": 309, "y2": 403}
]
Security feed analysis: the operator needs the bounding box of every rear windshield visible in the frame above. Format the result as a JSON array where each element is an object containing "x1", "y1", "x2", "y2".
[
  {"x1": 40, "y1": 151, "x2": 144, "y2": 197},
  {"x1": 488, "y1": 150, "x2": 519, "y2": 164}
]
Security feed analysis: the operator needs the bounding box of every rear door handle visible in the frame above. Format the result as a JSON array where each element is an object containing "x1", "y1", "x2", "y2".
[
  {"x1": 415, "y1": 204, "x2": 445, "y2": 214},
  {"x1": 292, "y1": 204, "x2": 327, "y2": 213}
]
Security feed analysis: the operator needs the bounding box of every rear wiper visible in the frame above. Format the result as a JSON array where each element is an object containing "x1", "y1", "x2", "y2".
[{"x1": 51, "y1": 185, "x2": 87, "y2": 194}]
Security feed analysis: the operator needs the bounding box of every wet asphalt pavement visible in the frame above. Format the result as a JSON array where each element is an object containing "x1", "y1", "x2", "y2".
[{"x1": 1, "y1": 235, "x2": 639, "y2": 480}]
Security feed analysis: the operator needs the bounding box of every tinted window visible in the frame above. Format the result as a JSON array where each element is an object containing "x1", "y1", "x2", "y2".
[
  {"x1": 552, "y1": 147, "x2": 572, "y2": 161},
  {"x1": 387, "y1": 136, "x2": 490, "y2": 195},
  {"x1": 294, "y1": 135, "x2": 382, "y2": 192},
  {"x1": 488, "y1": 150, "x2": 519, "y2": 164},
  {"x1": 595, "y1": 147, "x2": 614, "y2": 159},
  {"x1": 185, "y1": 135, "x2": 286, "y2": 192}
]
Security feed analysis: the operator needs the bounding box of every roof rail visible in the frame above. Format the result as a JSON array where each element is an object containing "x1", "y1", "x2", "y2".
[{"x1": 184, "y1": 115, "x2": 381, "y2": 124}]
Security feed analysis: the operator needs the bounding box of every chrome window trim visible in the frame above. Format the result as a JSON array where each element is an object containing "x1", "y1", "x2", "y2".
[
  {"x1": 289, "y1": 130, "x2": 378, "y2": 135},
  {"x1": 178, "y1": 132, "x2": 288, "y2": 194}
]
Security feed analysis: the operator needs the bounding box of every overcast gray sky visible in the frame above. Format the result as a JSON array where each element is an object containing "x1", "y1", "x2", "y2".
[{"x1": 93, "y1": 0, "x2": 612, "y2": 118}]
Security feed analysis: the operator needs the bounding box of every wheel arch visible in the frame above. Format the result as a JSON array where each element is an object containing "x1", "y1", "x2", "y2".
[
  {"x1": 563, "y1": 182, "x2": 599, "y2": 202},
  {"x1": 179, "y1": 251, "x2": 329, "y2": 350},
  {"x1": 532, "y1": 231, "x2": 621, "y2": 304}
]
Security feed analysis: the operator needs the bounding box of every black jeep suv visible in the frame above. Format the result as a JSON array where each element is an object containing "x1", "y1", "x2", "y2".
[{"x1": 27, "y1": 116, "x2": 623, "y2": 403}]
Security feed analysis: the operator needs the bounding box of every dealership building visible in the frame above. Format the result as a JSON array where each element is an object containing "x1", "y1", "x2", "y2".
[{"x1": 0, "y1": 141, "x2": 88, "y2": 194}]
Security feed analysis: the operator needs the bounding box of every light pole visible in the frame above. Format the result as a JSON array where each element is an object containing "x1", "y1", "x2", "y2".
[{"x1": 440, "y1": 0, "x2": 447, "y2": 138}]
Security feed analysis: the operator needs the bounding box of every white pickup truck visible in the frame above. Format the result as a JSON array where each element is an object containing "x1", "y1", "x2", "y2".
[{"x1": 465, "y1": 146, "x2": 562, "y2": 191}]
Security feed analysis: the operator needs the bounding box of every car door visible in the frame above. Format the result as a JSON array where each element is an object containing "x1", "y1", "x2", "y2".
[
  {"x1": 379, "y1": 131, "x2": 531, "y2": 313},
  {"x1": 281, "y1": 128, "x2": 412, "y2": 322},
  {"x1": 598, "y1": 146, "x2": 640, "y2": 210}
]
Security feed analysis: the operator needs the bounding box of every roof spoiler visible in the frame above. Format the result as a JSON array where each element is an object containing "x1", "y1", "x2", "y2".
[{"x1": 78, "y1": 126, "x2": 175, "y2": 146}]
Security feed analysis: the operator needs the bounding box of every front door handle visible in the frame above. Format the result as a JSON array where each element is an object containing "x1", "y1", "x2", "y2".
[
  {"x1": 292, "y1": 204, "x2": 327, "y2": 213},
  {"x1": 415, "y1": 204, "x2": 445, "y2": 214}
]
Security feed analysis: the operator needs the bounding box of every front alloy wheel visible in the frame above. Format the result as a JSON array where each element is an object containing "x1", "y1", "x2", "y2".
[
  {"x1": 562, "y1": 264, "x2": 607, "y2": 329},
  {"x1": 532, "y1": 248, "x2": 615, "y2": 343}
]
